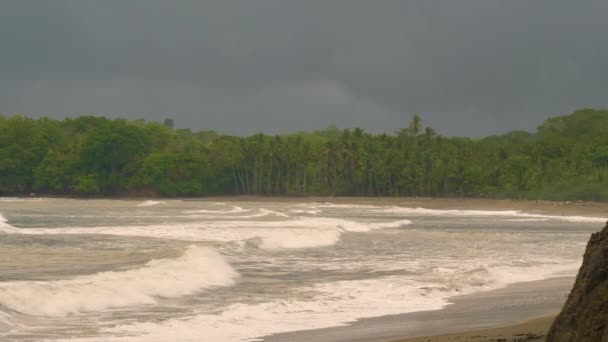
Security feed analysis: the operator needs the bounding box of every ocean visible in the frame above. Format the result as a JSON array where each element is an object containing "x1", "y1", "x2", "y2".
[{"x1": 0, "y1": 198, "x2": 604, "y2": 341}]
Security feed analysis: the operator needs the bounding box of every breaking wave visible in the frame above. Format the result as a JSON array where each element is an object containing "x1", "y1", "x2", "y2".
[
  {"x1": 257, "y1": 209, "x2": 290, "y2": 218},
  {"x1": 220, "y1": 218, "x2": 412, "y2": 252},
  {"x1": 0, "y1": 214, "x2": 19, "y2": 233},
  {"x1": 0, "y1": 246, "x2": 238, "y2": 317},
  {"x1": 289, "y1": 209, "x2": 322, "y2": 215},
  {"x1": 83, "y1": 260, "x2": 578, "y2": 342},
  {"x1": 227, "y1": 229, "x2": 343, "y2": 251},
  {"x1": 2, "y1": 216, "x2": 412, "y2": 250},
  {"x1": 183, "y1": 208, "x2": 290, "y2": 220},
  {"x1": 136, "y1": 200, "x2": 166, "y2": 207},
  {"x1": 372, "y1": 206, "x2": 606, "y2": 223},
  {"x1": 301, "y1": 202, "x2": 379, "y2": 209},
  {"x1": 183, "y1": 206, "x2": 250, "y2": 214}
]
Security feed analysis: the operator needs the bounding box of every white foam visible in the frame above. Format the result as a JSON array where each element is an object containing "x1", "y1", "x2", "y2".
[
  {"x1": 136, "y1": 200, "x2": 166, "y2": 207},
  {"x1": 183, "y1": 206, "x2": 249, "y2": 214},
  {"x1": 0, "y1": 213, "x2": 20, "y2": 233},
  {"x1": 183, "y1": 208, "x2": 288, "y2": 220},
  {"x1": 501, "y1": 218, "x2": 550, "y2": 222},
  {"x1": 431, "y1": 260, "x2": 581, "y2": 290},
  {"x1": 0, "y1": 197, "x2": 46, "y2": 202},
  {"x1": 0, "y1": 197, "x2": 24, "y2": 202},
  {"x1": 6, "y1": 217, "x2": 411, "y2": 250},
  {"x1": 371, "y1": 219, "x2": 415, "y2": 229},
  {"x1": 258, "y1": 209, "x2": 290, "y2": 218},
  {"x1": 76, "y1": 260, "x2": 578, "y2": 342},
  {"x1": 301, "y1": 202, "x2": 380, "y2": 209},
  {"x1": 61, "y1": 277, "x2": 449, "y2": 342},
  {"x1": 289, "y1": 209, "x2": 322, "y2": 215},
  {"x1": 0, "y1": 246, "x2": 238, "y2": 317},
  {"x1": 520, "y1": 213, "x2": 606, "y2": 223},
  {"x1": 335, "y1": 218, "x2": 413, "y2": 232},
  {"x1": 373, "y1": 206, "x2": 606, "y2": 223},
  {"x1": 256, "y1": 229, "x2": 342, "y2": 250}
]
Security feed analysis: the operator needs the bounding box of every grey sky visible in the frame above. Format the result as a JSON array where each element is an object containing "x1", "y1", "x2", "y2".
[{"x1": 1, "y1": 1, "x2": 607, "y2": 136}]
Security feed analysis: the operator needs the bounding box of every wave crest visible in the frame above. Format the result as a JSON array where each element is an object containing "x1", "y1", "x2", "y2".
[
  {"x1": 136, "y1": 200, "x2": 166, "y2": 207},
  {"x1": 372, "y1": 206, "x2": 606, "y2": 222},
  {"x1": 0, "y1": 246, "x2": 238, "y2": 317},
  {"x1": 0, "y1": 214, "x2": 19, "y2": 233},
  {"x1": 183, "y1": 206, "x2": 249, "y2": 214}
]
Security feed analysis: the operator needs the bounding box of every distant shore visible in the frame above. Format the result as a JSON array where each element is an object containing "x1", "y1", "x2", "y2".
[
  {"x1": 211, "y1": 196, "x2": 608, "y2": 217},
  {"x1": 143, "y1": 195, "x2": 607, "y2": 219},
  {"x1": 6, "y1": 195, "x2": 608, "y2": 217}
]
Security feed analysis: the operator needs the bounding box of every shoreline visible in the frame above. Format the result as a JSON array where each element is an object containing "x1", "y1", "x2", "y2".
[
  {"x1": 2, "y1": 197, "x2": 596, "y2": 341},
  {"x1": 391, "y1": 315, "x2": 555, "y2": 342},
  {"x1": 4, "y1": 195, "x2": 608, "y2": 217},
  {"x1": 261, "y1": 277, "x2": 573, "y2": 342}
]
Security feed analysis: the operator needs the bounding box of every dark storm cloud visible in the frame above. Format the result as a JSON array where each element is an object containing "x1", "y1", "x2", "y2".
[{"x1": 1, "y1": 1, "x2": 607, "y2": 136}]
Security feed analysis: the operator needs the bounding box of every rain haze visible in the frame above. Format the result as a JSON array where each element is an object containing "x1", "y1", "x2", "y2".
[{"x1": 1, "y1": 0, "x2": 607, "y2": 136}]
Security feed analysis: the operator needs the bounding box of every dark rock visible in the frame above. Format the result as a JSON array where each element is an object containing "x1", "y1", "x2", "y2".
[{"x1": 546, "y1": 222, "x2": 608, "y2": 341}]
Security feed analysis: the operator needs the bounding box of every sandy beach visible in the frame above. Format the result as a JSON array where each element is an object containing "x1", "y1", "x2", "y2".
[{"x1": 391, "y1": 316, "x2": 554, "y2": 342}]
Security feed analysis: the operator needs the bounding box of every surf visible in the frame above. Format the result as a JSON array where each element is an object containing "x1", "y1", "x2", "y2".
[
  {"x1": 2, "y1": 215, "x2": 412, "y2": 250},
  {"x1": 0, "y1": 214, "x2": 20, "y2": 233},
  {"x1": 88, "y1": 260, "x2": 579, "y2": 342},
  {"x1": 371, "y1": 206, "x2": 606, "y2": 222},
  {"x1": 135, "y1": 200, "x2": 166, "y2": 207},
  {"x1": 0, "y1": 246, "x2": 238, "y2": 317}
]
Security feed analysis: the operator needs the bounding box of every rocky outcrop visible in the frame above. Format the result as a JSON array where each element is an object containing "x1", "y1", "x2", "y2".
[{"x1": 547, "y1": 222, "x2": 608, "y2": 341}]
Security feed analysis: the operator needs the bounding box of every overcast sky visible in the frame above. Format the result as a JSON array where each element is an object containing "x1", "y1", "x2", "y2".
[{"x1": 1, "y1": 1, "x2": 607, "y2": 136}]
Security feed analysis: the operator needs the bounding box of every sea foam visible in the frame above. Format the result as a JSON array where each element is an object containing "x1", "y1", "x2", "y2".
[
  {"x1": 5, "y1": 216, "x2": 412, "y2": 250},
  {"x1": 75, "y1": 260, "x2": 579, "y2": 342},
  {"x1": 183, "y1": 206, "x2": 249, "y2": 214},
  {"x1": 136, "y1": 200, "x2": 166, "y2": 207},
  {"x1": 0, "y1": 214, "x2": 19, "y2": 233},
  {"x1": 0, "y1": 246, "x2": 238, "y2": 317},
  {"x1": 372, "y1": 206, "x2": 606, "y2": 223}
]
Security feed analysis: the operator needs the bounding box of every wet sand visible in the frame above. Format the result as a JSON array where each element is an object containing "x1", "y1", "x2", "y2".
[
  {"x1": 391, "y1": 316, "x2": 553, "y2": 342},
  {"x1": 262, "y1": 277, "x2": 573, "y2": 342}
]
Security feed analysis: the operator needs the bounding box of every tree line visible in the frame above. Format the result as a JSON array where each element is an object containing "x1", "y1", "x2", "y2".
[{"x1": 1, "y1": 109, "x2": 608, "y2": 201}]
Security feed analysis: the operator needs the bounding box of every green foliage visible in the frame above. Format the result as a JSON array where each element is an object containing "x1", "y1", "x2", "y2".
[
  {"x1": 1, "y1": 109, "x2": 608, "y2": 200},
  {"x1": 131, "y1": 151, "x2": 208, "y2": 196},
  {"x1": 75, "y1": 174, "x2": 101, "y2": 194},
  {"x1": 591, "y1": 146, "x2": 608, "y2": 167}
]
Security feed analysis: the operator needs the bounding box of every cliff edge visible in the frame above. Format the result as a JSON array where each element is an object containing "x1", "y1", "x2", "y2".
[{"x1": 547, "y1": 222, "x2": 608, "y2": 341}]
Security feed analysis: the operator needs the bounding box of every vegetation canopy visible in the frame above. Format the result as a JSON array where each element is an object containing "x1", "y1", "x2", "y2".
[{"x1": 1, "y1": 109, "x2": 608, "y2": 201}]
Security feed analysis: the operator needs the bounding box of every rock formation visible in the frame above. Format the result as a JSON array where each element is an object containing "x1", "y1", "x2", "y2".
[{"x1": 547, "y1": 222, "x2": 608, "y2": 341}]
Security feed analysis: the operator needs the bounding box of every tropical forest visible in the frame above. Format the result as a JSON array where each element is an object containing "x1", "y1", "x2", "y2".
[{"x1": 1, "y1": 109, "x2": 608, "y2": 201}]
